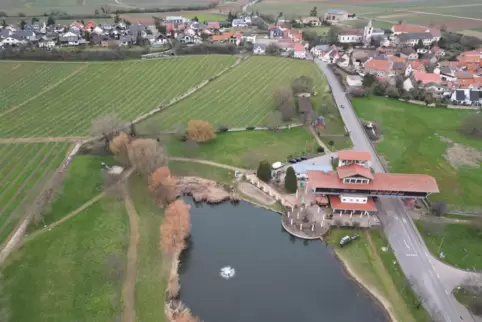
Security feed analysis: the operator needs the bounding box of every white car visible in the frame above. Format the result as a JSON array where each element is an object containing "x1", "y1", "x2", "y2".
[{"x1": 271, "y1": 162, "x2": 283, "y2": 170}]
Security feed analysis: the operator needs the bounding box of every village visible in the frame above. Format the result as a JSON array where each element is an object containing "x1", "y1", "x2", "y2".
[{"x1": 1, "y1": 8, "x2": 481, "y2": 107}]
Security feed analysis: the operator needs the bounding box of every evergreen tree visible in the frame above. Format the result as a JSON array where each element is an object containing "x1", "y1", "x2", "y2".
[
  {"x1": 114, "y1": 13, "x2": 121, "y2": 24},
  {"x1": 310, "y1": 6, "x2": 317, "y2": 17},
  {"x1": 47, "y1": 16, "x2": 55, "y2": 26},
  {"x1": 256, "y1": 161, "x2": 272, "y2": 183},
  {"x1": 284, "y1": 167, "x2": 298, "y2": 193}
]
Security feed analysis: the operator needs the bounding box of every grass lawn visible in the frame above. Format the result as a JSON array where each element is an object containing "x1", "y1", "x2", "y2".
[
  {"x1": 169, "y1": 160, "x2": 235, "y2": 185},
  {"x1": 302, "y1": 26, "x2": 330, "y2": 35},
  {"x1": 416, "y1": 220, "x2": 482, "y2": 270},
  {"x1": 3, "y1": 196, "x2": 129, "y2": 322},
  {"x1": 128, "y1": 175, "x2": 167, "y2": 322},
  {"x1": 182, "y1": 13, "x2": 227, "y2": 21},
  {"x1": 140, "y1": 56, "x2": 344, "y2": 134},
  {"x1": 28, "y1": 155, "x2": 117, "y2": 231},
  {"x1": 327, "y1": 228, "x2": 430, "y2": 322},
  {"x1": 166, "y1": 127, "x2": 319, "y2": 168},
  {"x1": 352, "y1": 97, "x2": 482, "y2": 210}
]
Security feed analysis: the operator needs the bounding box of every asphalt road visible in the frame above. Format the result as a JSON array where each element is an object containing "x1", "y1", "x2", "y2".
[{"x1": 316, "y1": 60, "x2": 474, "y2": 322}]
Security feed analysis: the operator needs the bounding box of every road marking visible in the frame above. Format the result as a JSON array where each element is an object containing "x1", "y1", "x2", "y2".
[
  {"x1": 406, "y1": 253, "x2": 418, "y2": 257},
  {"x1": 402, "y1": 218, "x2": 407, "y2": 223},
  {"x1": 404, "y1": 239, "x2": 411, "y2": 250}
]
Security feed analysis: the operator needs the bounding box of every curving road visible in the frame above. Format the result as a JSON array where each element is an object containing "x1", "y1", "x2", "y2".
[{"x1": 316, "y1": 60, "x2": 476, "y2": 322}]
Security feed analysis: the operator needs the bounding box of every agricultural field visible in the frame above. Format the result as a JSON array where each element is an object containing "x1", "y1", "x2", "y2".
[
  {"x1": 0, "y1": 55, "x2": 237, "y2": 138},
  {"x1": 0, "y1": 142, "x2": 70, "y2": 244},
  {"x1": 353, "y1": 97, "x2": 482, "y2": 210},
  {"x1": 141, "y1": 56, "x2": 343, "y2": 133},
  {"x1": 3, "y1": 195, "x2": 129, "y2": 322}
]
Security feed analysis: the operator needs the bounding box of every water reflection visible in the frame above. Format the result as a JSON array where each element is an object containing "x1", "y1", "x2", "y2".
[{"x1": 180, "y1": 199, "x2": 388, "y2": 322}]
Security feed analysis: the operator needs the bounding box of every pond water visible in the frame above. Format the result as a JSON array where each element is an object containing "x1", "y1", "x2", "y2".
[{"x1": 179, "y1": 200, "x2": 388, "y2": 322}]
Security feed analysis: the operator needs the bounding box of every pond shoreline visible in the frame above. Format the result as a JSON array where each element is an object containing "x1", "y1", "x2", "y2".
[{"x1": 178, "y1": 176, "x2": 394, "y2": 322}]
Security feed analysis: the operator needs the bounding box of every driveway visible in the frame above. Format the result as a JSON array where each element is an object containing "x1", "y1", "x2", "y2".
[{"x1": 316, "y1": 60, "x2": 477, "y2": 322}]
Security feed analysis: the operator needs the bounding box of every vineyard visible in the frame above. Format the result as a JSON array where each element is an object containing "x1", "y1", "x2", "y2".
[
  {"x1": 0, "y1": 55, "x2": 236, "y2": 138},
  {"x1": 143, "y1": 56, "x2": 334, "y2": 130},
  {"x1": 0, "y1": 142, "x2": 70, "y2": 243}
]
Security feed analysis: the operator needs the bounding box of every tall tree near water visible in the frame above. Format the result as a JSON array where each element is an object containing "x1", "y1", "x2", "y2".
[{"x1": 284, "y1": 166, "x2": 298, "y2": 193}]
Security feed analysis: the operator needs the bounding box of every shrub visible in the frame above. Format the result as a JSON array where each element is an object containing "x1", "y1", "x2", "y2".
[
  {"x1": 186, "y1": 120, "x2": 216, "y2": 143},
  {"x1": 284, "y1": 167, "x2": 298, "y2": 193},
  {"x1": 246, "y1": 126, "x2": 255, "y2": 130},
  {"x1": 317, "y1": 146, "x2": 324, "y2": 153},
  {"x1": 217, "y1": 125, "x2": 229, "y2": 132},
  {"x1": 256, "y1": 160, "x2": 272, "y2": 183}
]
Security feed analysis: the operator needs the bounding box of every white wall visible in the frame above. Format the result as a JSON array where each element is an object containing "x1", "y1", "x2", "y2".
[{"x1": 340, "y1": 194, "x2": 368, "y2": 204}]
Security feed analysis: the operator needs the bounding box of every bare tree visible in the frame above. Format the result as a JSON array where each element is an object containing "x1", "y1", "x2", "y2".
[
  {"x1": 267, "y1": 111, "x2": 283, "y2": 130},
  {"x1": 172, "y1": 123, "x2": 186, "y2": 140},
  {"x1": 91, "y1": 114, "x2": 125, "y2": 150},
  {"x1": 279, "y1": 103, "x2": 296, "y2": 122},
  {"x1": 292, "y1": 76, "x2": 314, "y2": 94},
  {"x1": 431, "y1": 200, "x2": 447, "y2": 216},
  {"x1": 273, "y1": 87, "x2": 293, "y2": 108},
  {"x1": 127, "y1": 138, "x2": 168, "y2": 175}
]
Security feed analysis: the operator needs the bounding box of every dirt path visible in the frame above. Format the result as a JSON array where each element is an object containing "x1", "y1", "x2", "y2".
[
  {"x1": 0, "y1": 64, "x2": 88, "y2": 118},
  {"x1": 365, "y1": 231, "x2": 415, "y2": 322},
  {"x1": 170, "y1": 157, "x2": 248, "y2": 172},
  {"x1": 308, "y1": 125, "x2": 331, "y2": 153},
  {"x1": 402, "y1": 10, "x2": 482, "y2": 22},
  {"x1": 0, "y1": 137, "x2": 88, "y2": 144},
  {"x1": 25, "y1": 168, "x2": 134, "y2": 242},
  {"x1": 122, "y1": 185, "x2": 139, "y2": 322}
]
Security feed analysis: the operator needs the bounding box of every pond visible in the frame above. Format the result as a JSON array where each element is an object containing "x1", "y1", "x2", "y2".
[{"x1": 179, "y1": 200, "x2": 388, "y2": 322}]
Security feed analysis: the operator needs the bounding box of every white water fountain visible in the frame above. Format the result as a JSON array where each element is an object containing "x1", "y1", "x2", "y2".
[{"x1": 220, "y1": 266, "x2": 236, "y2": 280}]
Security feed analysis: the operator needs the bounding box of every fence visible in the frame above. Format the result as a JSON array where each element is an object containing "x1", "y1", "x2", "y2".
[{"x1": 245, "y1": 174, "x2": 294, "y2": 208}]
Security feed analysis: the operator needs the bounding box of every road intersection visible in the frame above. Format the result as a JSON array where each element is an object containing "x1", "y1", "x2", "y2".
[{"x1": 316, "y1": 60, "x2": 477, "y2": 322}]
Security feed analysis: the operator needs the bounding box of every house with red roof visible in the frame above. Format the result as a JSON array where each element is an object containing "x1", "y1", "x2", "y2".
[
  {"x1": 307, "y1": 151, "x2": 438, "y2": 215},
  {"x1": 403, "y1": 71, "x2": 441, "y2": 91},
  {"x1": 207, "y1": 21, "x2": 220, "y2": 30},
  {"x1": 293, "y1": 42, "x2": 306, "y2": 59},
  {"x1": 211, "y1": 31, "x2": 242, "y2": 44},
  {"x1": 404, "y1": 60, "x2": 426, "y2": 77},
  {"x1": 84, "y1": 21, "x2": 97, "y2": 31},
  {"x1": 363, "y1": 58, "x2": 393, "y2": 79}
]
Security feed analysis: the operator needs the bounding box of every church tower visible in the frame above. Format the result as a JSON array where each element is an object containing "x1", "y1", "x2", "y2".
[{"x1": 363, "y1": 19, "x2": 373, "y2": 46}]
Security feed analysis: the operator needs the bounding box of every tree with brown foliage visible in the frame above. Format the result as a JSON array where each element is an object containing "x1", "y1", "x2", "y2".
[
  {"x1": 159, "y1": 200, "x2": 191, "y2": 255},
  {"x1": 149, "y1": 167, "x2": 178, "y2": 206},
  {"x1": 109, "y1": 132, "x2": 130, "y2": 165},
  {"x1": 127, "y1": 138, "x2": 167, "y2": 175},
  {"x1": 186, "y1": 120, "x2": 216, "y2": 143}
]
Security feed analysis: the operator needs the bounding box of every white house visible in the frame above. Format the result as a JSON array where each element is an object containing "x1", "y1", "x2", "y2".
[
  {"x1": 232, "y1": 19, "x2": 248, "y2": 28},
  {"x1": 253, "y1": 44, "x2": 266, "y2": 55},
  {"x1": 38, "y1": 38, "x2": 56, "y2": 48},
  {"x1": 242, "y1": 34, "x2": 256, "y2": 43},
  {"x1": 310, "y1": 44, "x2": 330, "y2": 57},
  {"x1": 346, "y1": 75, "x2": 363, "y2": 87},
  {"x1": 0, "y1": 36, "x2": 23, "y2": 46},
  {"x1": 293, "y1": 43, "x2": 306, "y2": 59},
  {"x1": 166, "y1": 16, "x2": 189, "y2": 24},
  {"x1": 338, "y1": 29, "x2": 363, "y2": 43}
]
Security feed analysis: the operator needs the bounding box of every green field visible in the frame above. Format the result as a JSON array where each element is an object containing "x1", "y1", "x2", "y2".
[
  {"x1": 166, "y1": 127, "x2": 319, "y2": 168},
  {"x1": 302, "y1": 26, "x2": 330, "y2": 35},
  {"x1": 0, "y1": 142, "x2": 70, "y2": 243},
  {"x1": 141, "y1": 56, "x2": 342, "y2": 132},
  {"x1": 128, "y1": 175, "x2": 166, "y2": 322},
  {"x1": 28, "y1": 154, "x2": 117, "y2": 231},
  {"x1": 353, "y1": 97, "x2": 482, "y2": 210},
  {"x1": 416, "y1": 220, "x2": 482, "y2": 270},
  {"x1": 0, "y1": 56, "x2": 236, "y2": 138},
  {"x1": 182, "y1": 13, "x2": 227, "y2": 21},
  {"x1": 3, "y1": 196, "x2": 129, "y2": 322},
  {"x1": 327, "y1": 228, "x2": 430, "y2": 322}
]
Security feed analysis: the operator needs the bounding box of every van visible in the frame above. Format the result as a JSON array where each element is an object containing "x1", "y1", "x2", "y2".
[{"x1": 271, "y1": 162, "x2": 283, "y2": 170}]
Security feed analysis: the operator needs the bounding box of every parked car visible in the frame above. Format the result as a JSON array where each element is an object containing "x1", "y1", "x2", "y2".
[
  {"x1": 340, "y1": 234, "x2": 359, "y2": 247},
  {"x1": 289, "y1": 159, "x2": 297, "y2": 164},
  {"x1": 271, "y1": 161, "x2": 283, "y2": 170},
  {"x1": 300, "y1": 156, "x2": 308, "y2": 161},
  {"x1": 295, "y1": 157, "x2": 303, "y2": 162}
]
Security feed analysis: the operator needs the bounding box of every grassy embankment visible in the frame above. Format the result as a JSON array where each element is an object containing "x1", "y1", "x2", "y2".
[
  {"x1": 3, "y1": 196, "x2": 129, "y2": 322},
  {"x1": 327, "y1": 228, "x2": 431, "y2": 322}
]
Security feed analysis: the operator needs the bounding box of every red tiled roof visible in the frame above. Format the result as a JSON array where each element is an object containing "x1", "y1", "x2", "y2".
[
  {"x1": 307, "y1": 171, "x2": 439, "y2": 193},
  {"x1": 338, "y1": 150, "x2": 371, "y2": 161},
  {"x1": 293, "y1": 42, "x2": 305, "y2": 51},
  {"x1": 392, "y1": 24, "x2": 427, "y2": 33},
  {"x1": 364, "y1": 59, "x2": 392, "y2": 72},
  {"x1": 329, "y1": 195, "x2": 377, "y2": 212},
  {"x1": 207, "y1": 21, "x2": 220, "y2": 29},
  {"x1": 456, "y1": 71, "x2": 474, "y2": 79},
  {"x1": 455, "y1": 78, "x2": 482, "y2": 87},
  {"x1": 211, "y1": 31, "x2": 240, "y2": 41},
  {"x1": 414, "y1": 72, "x2": 441, "y2": 84},
  {"x1": 337, "y1": 164, "x2": 374, "y2": 180},
  {"x1": 166, "y1": 23, "x2": 174, "y2": 33},
  {"x1": 409, "y1": 60, "x2": 425, "y2": 71}
]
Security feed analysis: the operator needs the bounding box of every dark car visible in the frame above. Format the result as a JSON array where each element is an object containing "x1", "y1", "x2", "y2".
[
  {"x1": 289, "y1": 159, "x2": 297, "y2": 164},
  {"x1": 295, "y1": 157, "x2": 303, "y2": 162},
  {"x1": 300, "y1": 156, "x2": 308, "y2": 161}
]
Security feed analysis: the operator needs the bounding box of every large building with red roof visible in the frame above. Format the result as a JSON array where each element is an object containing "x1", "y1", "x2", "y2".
[{"x1": 307, "y1": 151, "x2": 439, "y2": 215}]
